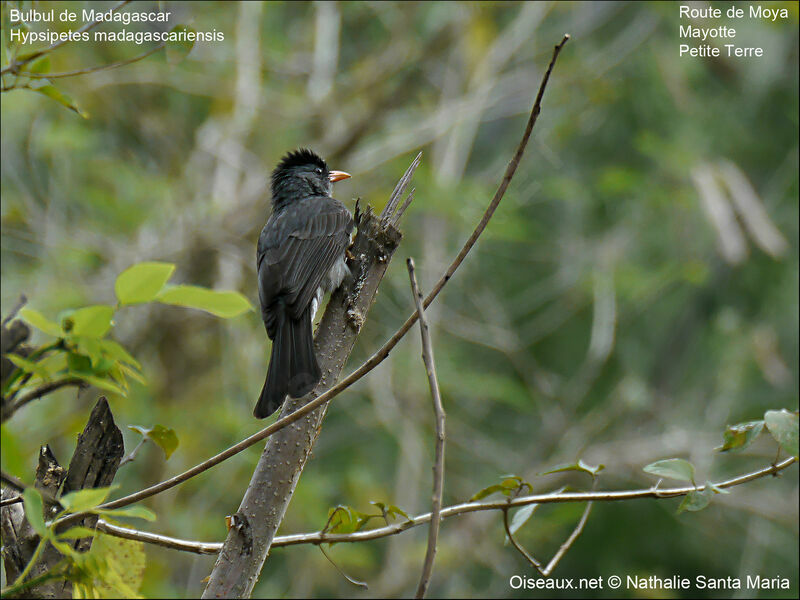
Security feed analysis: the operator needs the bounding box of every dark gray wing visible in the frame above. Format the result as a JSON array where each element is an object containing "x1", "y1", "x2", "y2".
[{"x1": 258, "y1": 197, "x2": 353, "y2": 332}]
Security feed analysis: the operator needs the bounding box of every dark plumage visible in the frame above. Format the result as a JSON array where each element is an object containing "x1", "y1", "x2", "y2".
[{"x1": 254, "y1": 149, "x2": 353, "y2": 418}]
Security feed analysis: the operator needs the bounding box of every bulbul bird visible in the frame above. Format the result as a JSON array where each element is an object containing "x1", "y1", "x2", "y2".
[{"x1": 254, "y1": 148, "x2": 354, "y2": 419}]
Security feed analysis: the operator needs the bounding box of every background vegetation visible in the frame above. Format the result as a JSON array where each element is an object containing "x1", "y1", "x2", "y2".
[{"x1": 1, "y1": 1, "x2": 798, "y2": 598}]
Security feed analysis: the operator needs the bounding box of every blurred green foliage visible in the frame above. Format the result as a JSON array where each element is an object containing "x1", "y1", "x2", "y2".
[{"x1": 1, "y1": 1, "x2": 798, "y2": 598}]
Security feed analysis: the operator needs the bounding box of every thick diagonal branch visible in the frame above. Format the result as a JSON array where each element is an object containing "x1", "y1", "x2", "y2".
[{"x1": 202, "y1": 160, "x2": 418, "y2": 599}]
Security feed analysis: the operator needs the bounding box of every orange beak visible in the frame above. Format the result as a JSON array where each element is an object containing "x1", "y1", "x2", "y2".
[{"x1": 329, "y1": 170, "x2": 351, "y2": 183}]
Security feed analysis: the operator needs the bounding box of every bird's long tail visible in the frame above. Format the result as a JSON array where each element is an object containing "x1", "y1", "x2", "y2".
[{"x1": 254, "y1": 305, "x2": 321, "y2": 419}]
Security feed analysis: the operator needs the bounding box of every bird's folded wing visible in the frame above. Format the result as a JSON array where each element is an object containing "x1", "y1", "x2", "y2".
[{"x1": 258, "y1": 198, "x2": 353, "y2": 322}]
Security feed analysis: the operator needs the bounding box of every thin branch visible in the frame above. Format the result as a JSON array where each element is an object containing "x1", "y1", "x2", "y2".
[
  {"x1": 51, "y1": 35, "x2": 571, "y2": 527},
  {"x1": 91, "y1": 458, "x2": 796, "y2": 554},
  {"x1": 382, "y1": 151, "x2": 423, "y2": 223},
  {"x1": 19, "y1": 43, "x2": 165, "y2": 79},
  {"x1": 392, "y1": 188, "x2": 415, "y2": 226},
  {"x1": 0, "y1": 0, "x2": 132, "y2": 75},
  {"x1": 541, "y1": 496, "x2": 593, "y2": 575},
  {"x1": 1, "y1": 470, "x2": 28, "y2": 492},
  {"x1": 408, "y1": 258, "x2": 446, "y2": 599},
  {"x1": 0, "y1": 561, "x2": 69, "y2": 598},
  {"x1": 502, "y1": 508, "x2": 544, "y2": 570},
  {"x1": 319, "y1": 544, "x2": 369, "y2": 589},
  {"x1": 95, "y1": 519, "x2": 220, "y2": 555},
  {"x1": 0, "y1": 494, "x2": 23, "y2": 507},
  {"x1": 2, "y1": 378, "x2": 84, "y2": 423},
  {"x1": 2, "y1": 294, "x2": 27, "y2": 326},
  {"x1": 118, "y1": 438, "x2": 147, "y2": 468},
  {"x1": 503, "y1": 481, "x2": 596, "y2": 576}
]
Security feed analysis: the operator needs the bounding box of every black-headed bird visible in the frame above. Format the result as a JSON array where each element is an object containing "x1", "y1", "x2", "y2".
[{"x1": 254, "y1": 149, "x2": 353, "y2": 418}]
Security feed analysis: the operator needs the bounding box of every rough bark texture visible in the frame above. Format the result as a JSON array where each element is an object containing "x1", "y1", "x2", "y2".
[
  {"x1": 0, "y1": 490, "x2": 38, "y2": 597},
  {"x1": 0, "y1": 397, "x2": 124, "y2": 598},
  {"x1": 203, "y1": 207, "x2": 403, "y2": 598}
]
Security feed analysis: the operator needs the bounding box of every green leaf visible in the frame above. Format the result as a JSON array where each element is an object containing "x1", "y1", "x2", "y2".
[
  {"x1": 96, "y1": 505, "x2": 156, "y2": 521},
  {"x1": 115, "y1": 262, "x2": 175, "y2": 305},
  {"x1": 324, "y1": 505, "x2": 371, "y2": 536},
  {"x1": 50, "y1": 537, "x2": 80, "y2": 559},
  {"x1": 386, "y1": 504, "x2": 410, "y2": 520},
  {"x1": 108, "y1": 363, "x2": 129, "y2": 391},
  {"x1": 717, "y1": 420, "x2": 765, "y2": 452},
  {"x1": 67, "y1": 352, "x2": 93, "y2": 374},
  {"x1": 59, "y1": 486, "x2": 117, "y2": 513},
  {"x1": 29, "y1": 79, "x2": 88, "y2": 118},
  {"x1": 678, "y1": 487, "x2": 713, "y2": 513},
  {"x1": 70, "y1": 305, "x2": 114, "y2": 338},
  {"x1": 58, "y1": 526, "x2": 98, "y2": 540},
  {"x1": 87, "y1": 533, "x2": 146, "y2": 597},
  {"x1": 470, "y1": 484, "x2": 506, "y2": 501},
  {"x1": 508, "y1": 503, "x2": 538, "y2": 536},
  {"x1": 166, "y1": 25, "x2": 196, "y2": 64},
  {"x1": 74, "y1": 336, "x2": 103, "y2": 368},
  {"x1": 23, "y1": 488, "x2": 47, "y2": 537},
  {"x1": 541, "y1": 460, "x2": 605, "y2": 477},
  {"x1": 764, "y1": 409, "x2": 799, "y2": 457},
  {"x1": 500, "y1": 476, "x2": 523, "y2": 490},
  {"x1": 19, "y1": 307, "x2": 63, "y2": 337},
  {"x1": 118, "y1": 363, "x2": 147, "y2": 385},
  {"x1": 71, "y1": 373, "x2": 126, "y2": 396},
  {"x1": 23, "y1": 55, "x2": 50, "y2": 74},
  {"x1": 370, "y1": 501, "x2": 409, "y2": 522},
  {"x1": 156, "y1": 285, "x2": 253, "y2": 318},
  {"x1": 643, "y1": 458, "x2": 695, "y2": 483},
  {"x1": 5, "y1": 354, "x2": 52, "y2": 381},
  {"x1": 128, "y1": 424, "x2": 179, "y2": 459},
  {"x1": 99, "y1": 339, "x2": 142, "y2": 370}
]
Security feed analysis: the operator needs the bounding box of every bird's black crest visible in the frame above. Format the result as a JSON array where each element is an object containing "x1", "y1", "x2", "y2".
[{"x1": 272, "y1": 148, "x2": 327, "y2": 182}]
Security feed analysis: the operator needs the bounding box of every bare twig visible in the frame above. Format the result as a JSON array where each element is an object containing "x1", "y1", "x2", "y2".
[
  {"x1": 0, "y1": 470, "x2": 28, "y2": 493},
  {"x1": 19, "y1": 43, "x2": 165, "y2": 80},
  {"x1": 502, "y1": 508, "x2": 544, "y2": 569},
  {"x1": 503, "y1": 481, "x2": 595, "y2": 576},
  {"x1": 0, "y1": 494, "x2": 23, "y2": 507},
  {"x1": 408, "y1": 258, "x2": 446, "y2": 599},
  {"x1": 382, "y1": 151, "x2": 423, "y2": 223},
  {"x1": 55, "y1": 33, "x2": 570, "y2": 529},
  {"x1": 319, "y1": 545, "x2": 369, "y2": 589},
  {"x1": 541, "y1": 496, "x2": 593, "y2": 575},
  {"x1": 1, "y1": 0, "x2": 133, "y2": 76},
  {"x1": 95, "y1": 519, "x2": 220, "y2": 555},
  {"x1": 90, "y1": 458, "x2": 796, "y2": 554},
  {"x1": 2, "y1": 378, "x2": 84, "y2": 423},
  {"x1": 392, "y1": 188, "x2": 415, "y2": 226},
  {"x1": 118, "y1": 438, "x2": 147, "y2": 468},
  {"x1": 2, "y1": 295, "x2": 27, "y2": 326}
]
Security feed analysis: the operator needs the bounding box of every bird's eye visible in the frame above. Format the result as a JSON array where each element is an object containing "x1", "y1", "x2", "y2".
[{"x1": 316, "y1": 168, "x2": 323, "y2": 174}]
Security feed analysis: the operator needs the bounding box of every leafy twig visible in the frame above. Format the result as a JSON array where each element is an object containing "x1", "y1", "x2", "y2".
[
  {"x1": 0, "y1": 0, "x2": 133, "y2": 76},
  {"x1": 88, "y1": 458, "x2": 796, "y2": 554}
]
